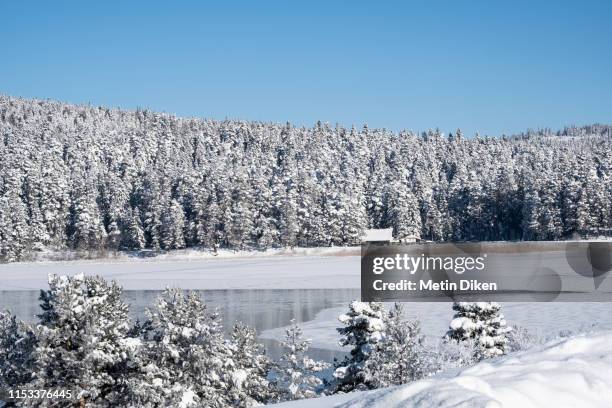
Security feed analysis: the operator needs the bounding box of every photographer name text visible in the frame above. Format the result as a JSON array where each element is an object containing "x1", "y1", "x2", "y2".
[{"x1": 372, "y1": 279, "x2": 497, "y2": 291}]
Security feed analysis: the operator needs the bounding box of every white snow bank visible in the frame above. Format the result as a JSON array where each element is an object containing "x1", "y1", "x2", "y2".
[{"x1": 270, "y1": 331, "x2": 612, "y2": 408}]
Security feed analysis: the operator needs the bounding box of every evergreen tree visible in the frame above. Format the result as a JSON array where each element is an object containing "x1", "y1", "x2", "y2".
[
  {"x1": 124, "y1": 208, "x2": 146, "y2": 250},
  {"x1": 333, "y1": 301, "x2": 386, "y2": 392},
  {"x1": 0, "y1": 193, "x2": 29, "y2": 262},
  {"x1": 364, "y1": 303, "x2": 427, "y2": 388},
  {"x1": 273, "y1": 319, "x2": 328, "y2": 401},
  {"x1": 106, "y1": 220, "x2": 122, "y2": 253},
  {"x1": 146, "y1": 288, "x2": 234, "y2": 407},
  {"x1": 446, "y1": 302, "x2": 511, "y2": 359},
  {"x1": 228, "y1": 322, "x2": 274, "y2": 406},
  {"x1": 30, "y1": 274, "x2": 132, "y2": 406},
  {"x1": 161, "y1": 199, "x2": 186, "y2": 250},
  {"x1": 0, "y1": 310, "x2": 36, "y2": 389}
]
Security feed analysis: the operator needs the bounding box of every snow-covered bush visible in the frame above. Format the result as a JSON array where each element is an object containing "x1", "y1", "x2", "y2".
[
  {"x1": 506, "y1": 325, "x2": 540, "y2": 353},
  {"x1": 446, "y1": 302, "x2": 511, "y2": 359},
  {"x1": 333, "y1": 301, "x2": 386, "y2": 392},
  {"x1": 434, "y1": 337, "x2": 480, "y2": 370},
  {"x1": 0, "y1": 310, "x2": 36, "y2": 389},
  {"x1": 273, "y1": 319, "x2": 328, "y2": 401}
]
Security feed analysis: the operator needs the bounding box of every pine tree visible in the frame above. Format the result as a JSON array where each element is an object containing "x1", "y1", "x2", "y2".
[
  {"x1": 364, "y1": 303, "x2": 427, "y2": 388},
  {"x1": 106, "y1": 220, "x2": 122, "y2": 253},
  {"x1": 273, "y1": 319, "x2": 328, "y2": 401},
  {"x1": 146, "y1": 288, "x2": 233, "y2": 408},
  {"x1": 31, "y1": 274, "x2": 132, "y2": 406},
  {"x1": 446, "y1": 302, "x2": 511, "y2": 359},
  {"x1": 228, "y1": 322, "x2": 274, "y2": 406},
  {"x1": 333, "y1": 301, "x2": 386, "y2": 392},
  {"x1": 124, "y1": 208, "x2": 146, "y2": 250},
  {"x1": 161, "y1": 199, "x2": 186, "y2": 250},
  {"x1": 0, "y1": 193, "x2": 29, "y2": 262},
  {"x1": 0, "y1": 310, "x2": 36, "y2": 389}
]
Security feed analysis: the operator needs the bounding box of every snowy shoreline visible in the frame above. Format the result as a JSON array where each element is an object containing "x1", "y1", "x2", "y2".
[
  {"x1": 260, "y1": 302, "x2": 612, "y2": 352},
  {"x1": 7, "y1": 238, "x2": 610, "y2": 266},
  {"x1": 2, "y1": 240, "x2": 610, "y2": 291}
]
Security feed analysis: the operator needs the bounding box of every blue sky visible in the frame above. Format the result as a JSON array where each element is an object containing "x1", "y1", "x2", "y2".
[{"x1": 1, "y1": 1, "x2": 611, "y2": 136}]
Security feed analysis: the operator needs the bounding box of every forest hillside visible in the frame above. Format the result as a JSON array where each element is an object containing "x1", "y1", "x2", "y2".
[{"x1": 0, "y1": 95, "x2": 610, "y2": 261}]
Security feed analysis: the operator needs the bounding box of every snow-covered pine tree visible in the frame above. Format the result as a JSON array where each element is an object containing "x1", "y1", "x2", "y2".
[
  {"x1": 124, "y1": 207, "x2": 146, "y2": 250},
  {"x1": 446, "y1": 302, "x2": 511, "y2": 359},
  {"x1": 273, "y1": 319, "x2": 328, "y2": 401},
  {"x1": 228, "y1": 322, "x2": 274, "y2": 406},
  {"x1": 106, "y1": 219, "x2": 121, "y2": 253},
  {"x1": 69, "y1": 182, "x2": 107, "y2": 253},
  {"x1": 145, "y1": 288, "x2": 234, "y2": 408},
  {"x1": 365, "y1": 303, "x2": 427, "y2": 388},
  {"x1": 161, "y1": 199, "x2": 186, "y2": 250},
  {"x1": 30, "y1": 274, "x2": 132, "y2": 406},
  {"x1": 0, "y1": 310, "x2": 36, "y2": 390},
  {"x1": 333, "y1": 301, "x2": 386, "y2": 392},
  {"x1": 389, "y1": 182, "x2": 422, "y2": 239},
  {"x1": 0, "y1": 191, "x2": 29, "y2": 262}
]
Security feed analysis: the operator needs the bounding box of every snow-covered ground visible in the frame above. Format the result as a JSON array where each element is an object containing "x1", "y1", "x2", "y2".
[
  {"x1": 260, "y1": 302, "x2": 612, "y2": 351},
  {"x1": 270, "y1": 331, "x2": 612, "y2": 408},
  {"x1": 2, "y1": 242, "x2": 608, "y2": 291},
  {"x1": 0, "y1": 248, "x2": 361, "y2": 290},
  {"x1": 24, "y1": 246, "x2": 362, "y2": 263}
]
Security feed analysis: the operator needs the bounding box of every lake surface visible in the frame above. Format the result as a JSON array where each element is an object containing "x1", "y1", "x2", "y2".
[{"x1": 0, "y1": 288, "x2": 359, "y2": 361}]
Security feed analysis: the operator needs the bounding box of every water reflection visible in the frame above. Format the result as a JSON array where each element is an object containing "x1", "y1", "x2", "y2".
[{"x1": 0, "y1": 289, "x2": 359, "y2": 361}]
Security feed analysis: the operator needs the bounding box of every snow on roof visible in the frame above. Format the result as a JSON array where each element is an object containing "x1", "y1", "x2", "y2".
[{"x1": 363, "y1": 228, "x2": 394, "y2": 242}]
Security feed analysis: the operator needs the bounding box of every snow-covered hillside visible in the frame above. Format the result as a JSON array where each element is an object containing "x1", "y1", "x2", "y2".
[
  {"x1": 270, "y1": 331, "x2": 612, "y2": 408},
  {"x1": 2, "y1": 95, "x2": 611, "y2": 263}
]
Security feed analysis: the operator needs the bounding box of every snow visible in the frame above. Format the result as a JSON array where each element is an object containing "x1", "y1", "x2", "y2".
[
  {"x1": 270, "y1": 331, "x2": 612, "y2": 408},
  {"x1": 0, "y1": 250, "x2": 361, "y2": 290},
  {"x1": 260, "y1": 302, "x2": 612, "y2": 351},
  {"x1": 119, "y1": 337, "x2": 142, "y2": 352},
  {"x1": 363, "y1": 229, "x2": 393, "y2": 242},
  {"x1": 231, "y1": 369, "x2": 248, "y2": 388},
  {"x1": 5, "y1": 241, "x2": 608, "y2": 291},
  {"x1": 179, "y1": 389, "x2": 196, "y2": 408},
  {"x1": 4, "y1": 240, "x2": 610, "y2": 292}
]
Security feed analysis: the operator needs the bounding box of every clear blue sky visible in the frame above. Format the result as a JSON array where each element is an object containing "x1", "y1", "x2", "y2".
[{"x1": 1, "y1": 1, "x2": 611, "y2": 136}]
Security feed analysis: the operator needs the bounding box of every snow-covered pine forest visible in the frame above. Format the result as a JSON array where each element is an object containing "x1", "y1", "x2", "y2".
[{"x1": 1, "y1": 95, "x2": 611, "y2": 262}]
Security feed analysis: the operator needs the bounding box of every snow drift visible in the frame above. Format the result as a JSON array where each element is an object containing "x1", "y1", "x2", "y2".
[{"x1": 271, "y1": 331, "x2": 612, "y2": 408}]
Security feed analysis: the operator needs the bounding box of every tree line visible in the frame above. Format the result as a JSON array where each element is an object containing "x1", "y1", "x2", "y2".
[{"x1": 1, "y1": 95, "x2": 611, "y2": 261}]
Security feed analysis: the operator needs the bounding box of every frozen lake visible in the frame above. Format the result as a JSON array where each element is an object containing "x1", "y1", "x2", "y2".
[
  {"x1": 1, "y1": 244, "x2": 610, "y2": 359},
  {"x1": 4, "y1": 286, "x2": 612, "y2": 359},
  {"x1": 260, "y1": 300, "x2": 612, "y2": 351},
  {"x1": 1, "y1": 242, "x2": 609, "y2": 292},
  {"x1": 0, "y1": 255, "x2": 361, "y2": 290},
  {"x1": 0, "y1": 288, "x2": 359, "y2": 361}
]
